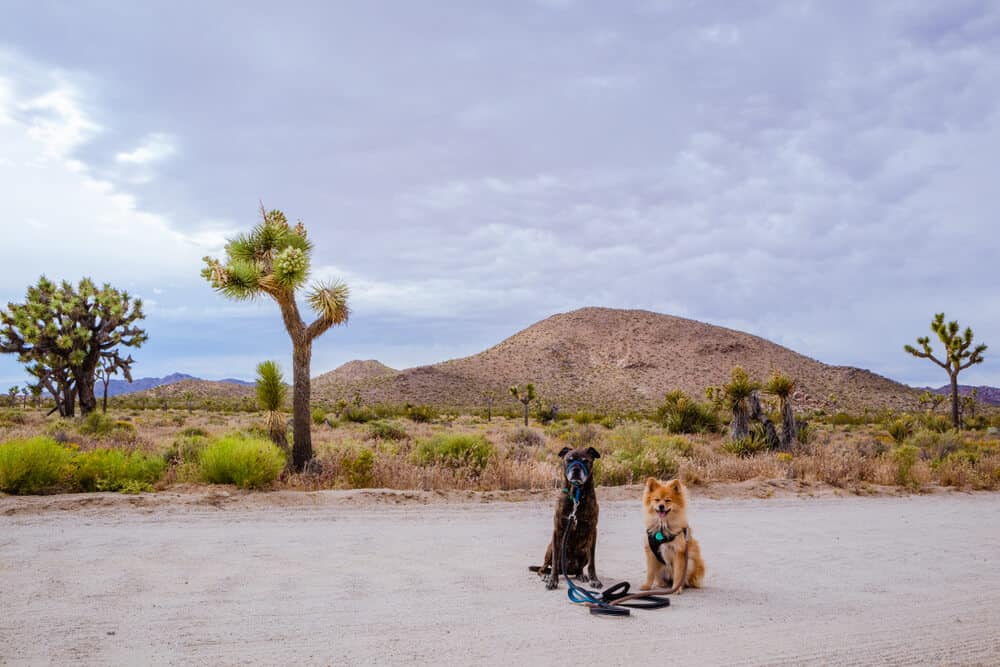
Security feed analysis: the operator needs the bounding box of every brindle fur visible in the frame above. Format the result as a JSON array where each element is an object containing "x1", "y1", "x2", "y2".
[{"x1": 532, "y1": 446, "x2": 602, "y2": 590}]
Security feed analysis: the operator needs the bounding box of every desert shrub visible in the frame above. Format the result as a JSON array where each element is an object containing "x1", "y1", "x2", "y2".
[
  {"x1": 886, "y1": 418, "x2": 913, "y2": 445},
  {"x1": 406, "y1": 405, "x2": 437, "y2": 423},
  {"x1": 828, "y1": 412, "x2": 865, "y2": 427},
  {"x1": 551, "y1": 423, "x2": 603, "y2": 449},
  {"x1": 199, "y1": 435, "x2": 286, "y2": 489},
  {"x1": 0, "y1": 437, "x2": 71, "y2": 494},
  {"x1": 413, "y1": 433, "x2": 494, "y2": 472},
  {"x1": 723, "y1": 423, "x2": 771, "y2": 457},
  {"x1": 179, "y1": 426, "x2": 209, "y2": 438},
  {"x1": 72, "y1": 449, "x2": 165, "y2": 493},
  {"x1": 341, "y1": 406, "x2": 376, "y2": 423},
  {"x1": 796, "y1": 420, "x2": 813, "y2": 445},
  {"x1": 78, "y1": 411, "x2": 116, "y2": 436},
  {"x1": 907, "y1": 430, "x2": 963, "y2": 461},
  {"x1": 656, "y1": 390, "x2": 719, "y2": 434},
  {"x1": 366, "y1": 420, "x2": 408, "y2": 441},
  {"x1": 917, "y1": 413, "x2": 952, "y2": 433},
  {"x1": 344, "y1": 447, "x2": 375, "y2": 487},
  {"x1": 598, "y1": 425, "x2": 686, "y2": 484},
  {"x1": 311, "y1": 407, "x2": 327, "y2": 425},
  {"x1": 572, "y1": 410, "x2": 601, "y2": 425},
  {"x1": 0, "y1": 410, "x2": 28, "y2": 426},
  {"x1": 507, "y1": 426, "x2": 545, "y2": 448},
  {"x1": 776, "y1": 452, "x2": 794, "y2": 463},
  {"x1": 163, "y1": 435, "x2": 209, "y2": 464},
  {"x1": 891, "y1": 444, "x2": 921, "y2": 489},
  {"x1": 598, "y1": 415, "x2": 618, "y2": 429}
]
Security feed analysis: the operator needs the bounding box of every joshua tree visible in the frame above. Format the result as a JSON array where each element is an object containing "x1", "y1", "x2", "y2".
[
  {"x1": 255, "y1": 360, "x2": 289, "y2": 452},
  {"x1": 0, "y1": 277, "x2": 146, "y2": 415},
  {"x1": 481, "y1": 390, "x2": 496, "y2": 422},
  {"x1": 509, "y1": 383, "x2": 536, "y2": 427},
  {"x1": 765, "y1": 370, "x2": 797, "y2": 449},
  {"x1": 94, "y1": 351, "x2": 134, "y2": 414},
  {"x1": 917, "y1": 390, "x2": 946, "y2": 414},
  {"x1": 19, "y1": 386, "x2": 28, "y2": 408},
  {"x1": 905, "y1": 313, "x2": 987, "y2": 428},
  {"x1": 7, "y1": 386, "x2": 18, "y2": 407},
  {"x1": 183, "y1": 391, "x2": 194, "y2": 414},
  {"x1": 721, "y1": 366, "x2": 758, "y2": 442},
  {"x1": 202, "y1": 207, "x2": 349, "y2": 470},
  {"x1": 29, "y1": 383, "x2": 41, "y2": 408}
]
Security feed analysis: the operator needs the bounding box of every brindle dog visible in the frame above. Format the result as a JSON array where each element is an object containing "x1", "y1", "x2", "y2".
[{"x1": 530, "y1": 446, "x2": 602, "y2": 590}]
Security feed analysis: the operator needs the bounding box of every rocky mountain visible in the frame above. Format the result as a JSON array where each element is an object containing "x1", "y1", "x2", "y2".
[
  {"x1": 929, "y1": 385, "x2": 1000, "y2": 406},
  {"x1": 308, "y1": 307, "x2": 920, "y2": 412},
  {"x1": 100, "y1": 372, "x2": 251, "y2": 397}
]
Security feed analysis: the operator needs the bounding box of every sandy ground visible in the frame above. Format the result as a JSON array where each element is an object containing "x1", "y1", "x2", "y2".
[{"x1": 1, "y1": 489, "x2": 999, "y2": 666}]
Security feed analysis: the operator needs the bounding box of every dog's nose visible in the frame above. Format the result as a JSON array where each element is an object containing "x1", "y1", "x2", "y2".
[{"x1": 658, "y1": 504, "x2": 665, "y2": 511}]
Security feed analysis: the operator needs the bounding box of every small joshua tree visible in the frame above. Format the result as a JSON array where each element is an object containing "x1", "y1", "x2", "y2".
[
  {"x1": 202, "y1": 207, "x2": 349, "y2": 470},
  {"x1": 509, "y1": 383, "x2": 536, "y2": 427},
  {"x1": 765, "y1": 370, "x2": 797, "y2": 449},
  {"x1": 7, "y1": 386, "x2": 18, "y2": 408},
  {"x1": 722, "y1": 366, "x2": 758, "y2": 442},
  {"x1": 904, "y1": 313, "x2": 987, "y2": 429},
  {"x1": 256, "y1": 360, "x2": 289, "y2": 452},
  {"x1": 917, "y1": 390, "x2": 946, "y2": 414}
]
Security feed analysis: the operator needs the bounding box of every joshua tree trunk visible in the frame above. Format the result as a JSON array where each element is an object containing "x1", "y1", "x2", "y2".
[
  {"x1": 729, "y1": 400, "x2": 749, "y2": 442},
  {"x1": 748, "y1": 391, "x2": 780, "y2": 450},
  {"x1": 521, "y1": 400, "x2": 530, "y2": 427},
  {"x1": 102, "y1": 380, "x2": 110, "y2": 413},
  {"x1": 291, "y1": 339, "x2": 312, "y2": 469},
  {"x1": 949, "y1": 373, "x2": 959, "y2": 428},
  {"x1": 779, "y1": 398, "x2": 797, "y2": 450}
]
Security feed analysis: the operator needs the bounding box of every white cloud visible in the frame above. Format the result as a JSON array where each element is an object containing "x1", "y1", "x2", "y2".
[{"x1": 115, "y1": 132, "x2": 177, "y2": 164}]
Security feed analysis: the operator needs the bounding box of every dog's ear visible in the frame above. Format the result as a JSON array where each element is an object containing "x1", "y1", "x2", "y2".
[
  {"x1": 666, "y1": 479, "x2": 681, "y2": 492},
  {"x1": 586, "y1": 447, "x2": 601, "y2": 460},
  {"x1": 558, "y1": 446, "x2": 571, "y2": 458},
  {"x1": 646, "y1": 477, "x2": 658, "y2": 492}
]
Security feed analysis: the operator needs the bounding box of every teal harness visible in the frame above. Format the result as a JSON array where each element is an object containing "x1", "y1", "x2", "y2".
[{"x1": 648, "y1": 527, "x2": 689, "y2": 564}]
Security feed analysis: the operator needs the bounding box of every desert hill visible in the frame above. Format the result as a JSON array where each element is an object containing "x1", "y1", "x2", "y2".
[{"x1": 310, "y1": 307, "x2": 919, "y2": 412}]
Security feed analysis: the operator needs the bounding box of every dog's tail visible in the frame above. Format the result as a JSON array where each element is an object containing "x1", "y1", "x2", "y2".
[{"x1": 528, "y1": 565, "x2": 551, "y2": 574}]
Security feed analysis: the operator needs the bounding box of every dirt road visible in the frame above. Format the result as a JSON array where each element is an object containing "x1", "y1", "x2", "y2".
[{"x1": 2, "y1": 491, "x2": 999, "y2": 665}]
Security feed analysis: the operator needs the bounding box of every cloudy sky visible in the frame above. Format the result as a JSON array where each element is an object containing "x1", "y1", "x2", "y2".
[{"x1": 1, "y1": 1, "x2": 998, "y2": 389}]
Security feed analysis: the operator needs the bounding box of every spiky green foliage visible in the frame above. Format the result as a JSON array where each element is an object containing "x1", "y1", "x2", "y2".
[
  {"x1": 904, "y1": 313, "x2": 987, "y2": 427},
  {"x1": 201, "y1": 206, "x2": 350, "y2": 471},
  {"x1": 0, "y1": 277, "x2": 146, "y2": 416},
  {"x1": 764, "y1": 371, "x2": 795, "y2": 398},
  {"x1": 198, "y1": 435, "x2": 286, "y2": 489},
  {"x1": 723, "y1": 366, "x2": 758, "y2": 406},
  {"x1": 509, "y1": 383, "x2": 537, "y2": 426},
  {"x1": 255, "y1": 360, "x2": 288, "y2": 451}
]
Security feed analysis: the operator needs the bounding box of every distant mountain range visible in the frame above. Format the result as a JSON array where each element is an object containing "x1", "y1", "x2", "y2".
[
  {"x1": 99, "y1": 372, "x2": 252, "y2": 397},
  {"x1": 928, "y1": 385, "x2": 1000, "y2": 406}
]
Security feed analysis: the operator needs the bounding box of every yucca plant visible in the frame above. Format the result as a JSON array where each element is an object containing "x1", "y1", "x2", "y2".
[
  {"x1": 509, "y1": 383, "x2": 536, "y2": 427},
  {"x1": 202, "y1": 207, "x2": 349, "y2": 470},
  {"x1": 256, "y1": 360, "x2": 289, "y2": 451},
  {"x1": 765, "y1": 370, "x2": 797, "y2": 449},
  {"x1": 723, "y1": 366, "x2": 758, "y2": 442}
]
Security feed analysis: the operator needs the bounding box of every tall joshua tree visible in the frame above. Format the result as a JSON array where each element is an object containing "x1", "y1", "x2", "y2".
[
  {"x1": 481, "y1": 390, "x2": 496, "y2": 422},
  {"x1": 509, "y1": 383, "x2": 535, "y2": 427},
  {"x1": 256, "y1": 360, "x2": 289, "y2": 452},
  {"x1": 765, "y1": 370, "x2": 797, "y2": 449},
  {"x1": 202, "y1": 207, "x2": 349, "y2": 470},
  {"x1": 904, "y1": 313, "x2": 987, "y2": 429}
]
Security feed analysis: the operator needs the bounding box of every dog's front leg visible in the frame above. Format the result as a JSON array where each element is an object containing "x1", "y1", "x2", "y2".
[
  {"x1": 586, "y1": 534, "x2": 601, "y2": 588},
  {"x1": 545, "y1": 529, "x2": 561, "y2": 590}
]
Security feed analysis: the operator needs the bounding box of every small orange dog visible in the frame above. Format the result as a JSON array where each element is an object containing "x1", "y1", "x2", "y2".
[{"x1": 641, "y1": 477, "x2": 705, "y2": 594}]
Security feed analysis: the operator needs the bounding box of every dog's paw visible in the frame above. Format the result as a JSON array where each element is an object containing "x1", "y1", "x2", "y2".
[
  {"x1": 590, "y1": 578, "x2": 602, "y2": 589},
  {"x1": 577, "y1": 573, "x2": 590, "y2": 583},
  {"x1": 544, "y1": 575, "x2": 559, "y2": 590},
  {"x1": 639, "y1": 583, "x2": 652, "y2": 591}
]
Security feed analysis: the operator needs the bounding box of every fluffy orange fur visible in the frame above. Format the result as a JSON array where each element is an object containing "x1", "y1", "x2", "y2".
[{"x1": 641, "y1": 477, "x2": 705, "y2": 593}]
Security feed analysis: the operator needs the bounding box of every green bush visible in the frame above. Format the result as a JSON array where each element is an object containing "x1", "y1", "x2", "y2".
[
  {"x1": 886, "y1": 418, "x2": 913, "y2": 445},
  {"x1": 179, "y1": 427, "x2": 209, "y2": 438},
  {"x1": 199, "y1": 435, "x2": 286, "y2": 489},
  {"x1": 0, "y1": 437, "x2": 71, "y2": 494},
  {"x1": 907, "y1": 429, "x2": 963, "y2": 461},
  {"x1": 656, "y1": 390, "x2": 719, "y2": 434},
  {"x1": 342, "y1": 406, "x2": 376, "y2": 423},
  {"x1": 572, "y1": 410, "x2": 600, "y2": 425},
  {"x1": 413, "y1": 433, "x2": 494, "y2": 472},
  {"x1": 507, "y1": 426, "x2": 545, "y2": 448},
  {"x1": 918, "y1": 413, "x2": 952, "y2": 433},
  {"x1": 73, "y1": 449, "x2": 165, "y2": 493},
  {"x1": 0, "y1": 410, "x2": 28, "y2": 426},
  {"x1": 598, "y1": 425, "x2": 686, "y2": 485},
  {"x1": 311, "y1": 407, "x2": 328, "y2": 425},
  {"x1": 406, "y1": 405, "x2": 437, "y2": 423},
  {"x1": 163, "y1": 435, "x2": 209, "y2": 464},
  {"x1": 723, "y1": 423, "x2": 771, "y2": 457},
  {"x1": 828, "y1": 412, "x2": 865, "y2": 427},
  {"x1": 78, "y1": 411, "x2": 116, "y2": 436},
  {"x1": 891, "y1": 444, "x2": 921, "y2": 489},
  {"x1": 344, "y1": 447, "x2": 375, "y2": 487},
  {"x1": 366, "y1": 420, "x2": 408, "y2": 441}
]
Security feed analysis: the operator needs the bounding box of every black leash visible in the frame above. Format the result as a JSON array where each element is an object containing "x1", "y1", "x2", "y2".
[{"x1": 559, "y1": 492, "x2": 672, "y2": 617}]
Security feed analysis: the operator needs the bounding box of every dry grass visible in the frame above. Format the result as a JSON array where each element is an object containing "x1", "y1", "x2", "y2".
[{"x1": 1, "y1": 407, "x2": 998, "y2": 494}]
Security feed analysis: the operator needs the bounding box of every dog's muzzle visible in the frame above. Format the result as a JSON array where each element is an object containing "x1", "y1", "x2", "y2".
[{"x1": 565, "y1": 460, "x2": 589, "y2": 486}]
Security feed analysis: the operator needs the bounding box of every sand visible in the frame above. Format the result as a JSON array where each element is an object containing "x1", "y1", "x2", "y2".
[{"x1": 1, "y1": 490, "x2": 999, "y2": 665}]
